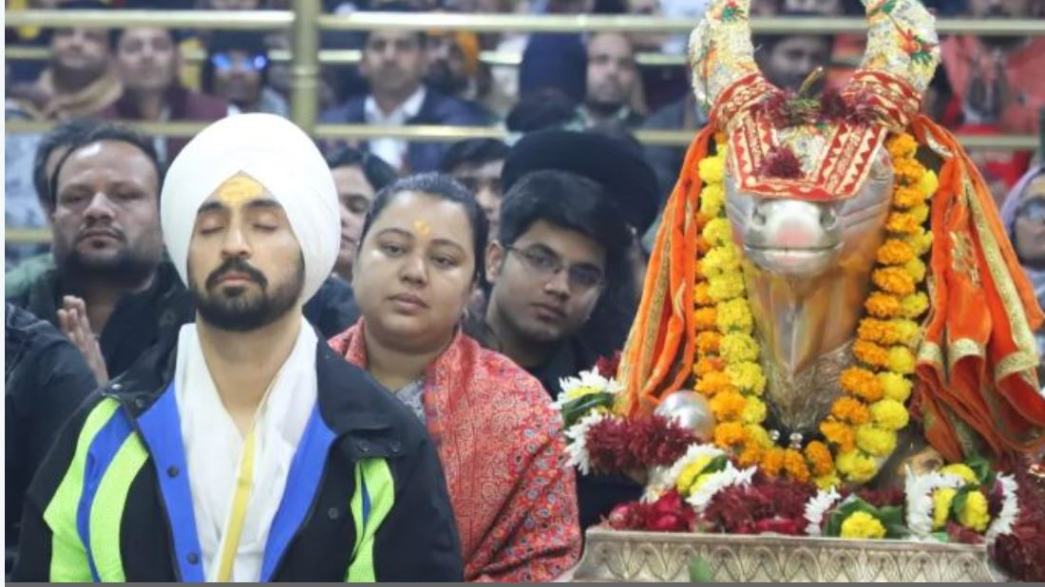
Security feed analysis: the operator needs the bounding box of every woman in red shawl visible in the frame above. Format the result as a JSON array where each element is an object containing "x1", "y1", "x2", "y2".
[{"x1": 329, "y1": 174, "x2": 582, "y2": 582}]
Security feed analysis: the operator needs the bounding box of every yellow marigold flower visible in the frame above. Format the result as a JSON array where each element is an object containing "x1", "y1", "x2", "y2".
[
  {"x1": 905, "y1": 226, "x2": 933, "y2": 256},
  {"x1": 703, "y1": 244, "x2": 741, "y2": 277},
  {"x1": 911, "y1": 204, "x2": 930, "y2": 225},
  {"x1": 700, "y1": 183, "x2": 726, "y2": 217},
  {"x1": 694, "y1": 356, "x2": 725, "y2": 378},
  {"x1": 710, "y1": 389, "x2": 748, "y2": 421},
  {"x1": 865, "y1": 292, "x2": 902, "y2": 319},
  {"x1": 696, "y1": 371, "x2": 733, "y2": 397},
  {"x1": 836, "y1": 450, "x2": 878, "y2": 483},
  {"x1": 714, "y1": 421, "x2": 747, "y2": 448},
  {"x1": 741, "y1": 397, "x2": 767, "y2": 424},
  {"x1": 872, "y1": 267, "x2": 916, "y2": 296},
  {"x1": 840, "y1": 511, "x2": 887, "y2": 539},
  {"x1": 694, "y1": 307, "x2": 718, "y2": 332},
  {"x1": 918, "y1": 169, "x2": 939, "y2": 199},
  {"x1": 696, "y1": 331, "x2": 722, "y2": 355},
  {"x1": 894, "y1": 158, "x2": 926, "y2": 185},
  {"x1": 721, "y1": 333, "x2": 760, "y2": 363},
  {"x1": 745, "y1": 424, "x2": 773, "y2": 448},
  {"x1": 888, "y1": 346, "x2": 916, "y2": 374},
  {"x1": 958, "y1": 490, "x2": 990, "y2": 533},
  {"x1": 856, "y1": 425, "x2": 897, "y2": 457},
  {"x1": 815, "y1": 472, "x2": 841, "y2": 490},
  {"x1": 892, "y1": 185, "x2": 926, "y2": 209},
  {"x1": 878, "y1": 372, "x2": 913, "y2": 402},
  {"x1": 694, "y1": 281, "x2": 714, "y2": 307},
  {"x1": 708, "y1": 273, "x2": 746, "y2": 302},
  {"x1": 940, "y1": 463, "x2": 978, "y2": 485},
  {"x1": 877, "y1": 239, "x2": 916, "y2": 265},
  {"x1": 886, "y1": 211, "x2": 921, "y2": 235},
  {"x1": 702, "y1": 217, "x2": 732, "y2": 246},
  {"x1": 726, "y1": 361, "x2": 767, "y2": 395},
  {"x1": 890, "y1": 319, "x2": 922, "y2": 347},
  {"x1": 762, "y1": 447, "x2": 785, "y2": 477},
  {"x1": 699, "y1": 155, "x2": 725, "y2": 184},
  {"x1": 821, "y1": 421, "x2": 856, "y2": 453},
  {"x1": 717, "y1": 299, "x2": 754, "y2": 333},
  {"x1": 840, "y1": 366, "x2": 884, "y2": 402},
  {"x1": 783, "y1": 448, "x2": 811, "y2": 483},
  {"x1": 932, "y1": 487, "x2": 957, "y2": 530},
  {"x1": 854, "y1": 339, "x2": 890, "y2": 369},
  {"x1": 832, "y1": 397, "x2": 872, "y2": 425},
  {"x1": 901, "y1": 291, "x2": 930, "y2": 319},
  {"x1": 676, "y1": 455, "x2": 714, "y2": 496},
  {"x1": 805, "y1": 441, "x2": 834, "y2": 476},
  {"x1": 904, "y1": 257, "x2": 927, "y2": 283},
  {"x1": 887, "y1": 133, "x2": 918, "y2": 160},
  {"x1": 870, "y1": 399, "x2": 910, "y2": 431}
]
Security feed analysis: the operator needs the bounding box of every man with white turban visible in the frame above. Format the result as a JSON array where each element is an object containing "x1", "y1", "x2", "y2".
[{"x1": 14, "y1": 114, "x2": 464, "y2": 582}]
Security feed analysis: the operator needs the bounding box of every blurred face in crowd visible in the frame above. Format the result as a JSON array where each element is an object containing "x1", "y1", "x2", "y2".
[
  {"x1": 757, "y1": 35, "x2": 832, "y2": 92},
  {"x1": 783, "y1": 0, "x2": 843, "y2": 15},
  {"x1": 586, "y1": 33, "x2": 639, "y2": 113},
  {"x1": 353, "y1": 191, "x2": 477, "y2": 354},
  {"x1": 448, "y1": 159, "x2": 504, "y2": 236},
  {"x1": 51, "y1": 140, "x2": 164, "y2": 286},
  {"x1": 1014, "y1": 177, "x2": 1045, "y2": 266},
  {"x1": 426, "y1": 34, "x2": 471, "y2": 96},
  {"x1": 50, "y1": 27, "x2": 111, "y2": 82},
  {"x1": 331, "y1": 165, "x2": 377, "y2": 280},
  {"x1": 211, "y1": 50, "x2": 266, "y2": 109},
  {"x1": 486, "y1": 221, "x2": 606, "y2": 348},
  {"x1": 967, "y1": 0, "x2": 1036, "y2": 18},
  {"x1": 360, "y1": 30, "x2": 428, "y2": 102},
  {"x1": 187, "y1": 174, "x2": 305, "y2": 332},
  {"x1": 116, "y1": 27, "x2": 179, "y2": 94}
]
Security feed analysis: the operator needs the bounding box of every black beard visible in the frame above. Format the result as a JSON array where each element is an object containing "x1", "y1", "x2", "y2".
[
  {"x1": 585, "y1": 97, "x2": 626, "y2": 118},
  {"x1": 58, "y1": 247, "x2": 160, "y2": 290},
  {"x1": 425, "y1": 67, "x2": 468, "y2": 96},
  {"x1": 190, "y1": 255, "x2": 304, "y2": 332}
]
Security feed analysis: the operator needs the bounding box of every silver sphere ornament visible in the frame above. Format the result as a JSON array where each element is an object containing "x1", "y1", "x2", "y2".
[{"x1": 655, "y1": 390, "x2": 715, "y2": 440}]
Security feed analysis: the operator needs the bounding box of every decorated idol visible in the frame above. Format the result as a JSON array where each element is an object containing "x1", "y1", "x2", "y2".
[{"x1": 556, "y1": 0, "x2": 1045, "y2": 581}]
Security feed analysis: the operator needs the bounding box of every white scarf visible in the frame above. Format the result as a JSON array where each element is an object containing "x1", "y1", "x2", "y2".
[{"x1": 174, "y1": 319, "x2": 319, "y2": 582}]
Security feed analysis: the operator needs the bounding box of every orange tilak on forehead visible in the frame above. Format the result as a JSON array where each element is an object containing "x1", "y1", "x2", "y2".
[
  {"x1": 413, "y1": 220, "x2": 431, "y2": 236},
  {"x1": 215, "y1": 173, "x2": 266, "y2": 206}
]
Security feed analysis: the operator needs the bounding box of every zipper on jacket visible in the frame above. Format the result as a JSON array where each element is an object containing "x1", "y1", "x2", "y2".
[{"x1": 265, "y1": 451, "x2": 333, "y2": 580}]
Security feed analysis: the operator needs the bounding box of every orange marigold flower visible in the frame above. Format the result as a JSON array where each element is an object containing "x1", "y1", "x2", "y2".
[
  {"x1": 761, "y1": 447, "x2": 785, "y2": 477},
  {"x1": 714, "y1": 131, "x2": 728, "y2": 145},
  {"x1": 804, "y1": 441, "x2": 834, "y2": 477},
  {"x1": 892, "y1": 185, "x2": 925, "y2": 209},
  {"x1": 886, "y1": 211, "x2": 921, "y2": 235},
  {"x1": 821, "y1": 421, "x2": 856, "y2": 453},
  {"x1": 694, "y1": 356, "x2": 725, "y2": 377},
  {"x1": 696, "y1": 331, "x2": 722, "y2": 354},
  {"x1": 894, "y1": 158, "x2": 925, "y2": 185},
  {"x1": 738, "y1": 443, "x2": 763, "y2": 467},
  {"x1": 694, "y1": 213, "x2": 710, "y2": 232},
  {"x1": 840, "y1": 366, "x2": 883, "y2": 402},
  {"x1": 714, "y1": 421, "x2": 747, "y2": 448},
  {"x1": 876, "y1": 239, "x2": 916, "y2": 266},
  {"x1": 696, "y1": 236, "x2": 712, "y2": 255},
  {"x1": 694, "y1": 282, "x2": 714, "y2": 306},
  {"x1": 696, "y1": 371, "x2": 733, "y2": 397},
  {"x1": 831, "y1": 397, "x2": 871, "y2": 425},
  {"x1": 865, "y1": 292, "x2": 902, "y2": 318},
  {"x1": 710, "y1": 389, "x2": 748, "y2": 421},
  {"x1": 886, "y1": 133, "x2": 918, "y2": 160},
  {"x1": 783, "y1": 448, "x2": 811, "y2": 483},
  {"x1": 694, "y1": 307, "x2": 718, "y2": 332},
  {"x1": 872, "y1": 267, "x2": 916, "y2": 296},
  {"x1": 854, "y1": 339, "x2": 890, "y2": 369},
  {"x1": 858, "y1": 318, "x2": 914, "y2": 347}
]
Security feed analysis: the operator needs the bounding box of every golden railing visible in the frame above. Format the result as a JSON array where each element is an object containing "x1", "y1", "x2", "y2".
[{"x1": 5, "y1": 7, "x2": 1044, "y2": 245}]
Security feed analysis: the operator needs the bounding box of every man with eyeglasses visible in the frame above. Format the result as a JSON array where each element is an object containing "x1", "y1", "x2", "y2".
[
  {"x1": 202, "y1": 32, "x2": 289, "y2": 118},
  {"x1": 470, "y1": 130, "x2": 659, "y2": 529}
]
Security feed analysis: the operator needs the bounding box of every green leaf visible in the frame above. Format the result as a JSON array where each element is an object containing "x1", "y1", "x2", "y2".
[
  {"x1": 965, "y1": 454, "x2": 994, "y2": 486},
  {"x1": 689, "y1": 556, "x2": 713, "y2": 583},
  {"x1": 825, "y1": 497, "x2": 873, "y2": 537},
  {"x1": 704, "y1": 455, "x2": 729, "y2": 475},
  {"x1": 930, "y1": 531, "x2": 950, "y2": 543},
  {"x1": 561, "y1": 393, "x2": 615, "y2": 427},
  {"x1": 950, "y1": 486, "x2": 975, "y2": 520}
]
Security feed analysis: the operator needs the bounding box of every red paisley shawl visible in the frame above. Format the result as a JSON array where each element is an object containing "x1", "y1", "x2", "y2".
[{"x1": 329, "y1": 321, "x2": 582, "y2": 582}]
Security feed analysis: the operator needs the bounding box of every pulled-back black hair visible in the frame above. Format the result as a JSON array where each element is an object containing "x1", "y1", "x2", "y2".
[
  {"x1": 438, "y1": 139, "x2": 510, "y2": 174},
  {"x1": 39, "y1": 120, "x2": 163, "y2": 213},
  {"x1": 359, "y1": 173, "x2": 488, "y2": 284},
  {"x1": 325, "y1": 146, "x2": 398, "y2": 192}
]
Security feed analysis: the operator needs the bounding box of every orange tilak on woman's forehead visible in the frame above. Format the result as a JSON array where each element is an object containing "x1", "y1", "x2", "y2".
[
  {"x1": 215, "y1": 173, "x2": 266, "y2": 206},
  {"x1": 413, "y1": 220, "x2": 432, "y2": 236}
]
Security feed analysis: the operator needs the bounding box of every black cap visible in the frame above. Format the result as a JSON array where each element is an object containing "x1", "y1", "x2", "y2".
[{"x1": 502, "y1": 129, "x2": 659, "y2": 234}]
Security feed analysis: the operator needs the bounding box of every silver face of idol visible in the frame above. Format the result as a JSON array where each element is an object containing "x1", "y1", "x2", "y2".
[{"x1": 723, "y1": 146, "x2": 894, "y2": 432}]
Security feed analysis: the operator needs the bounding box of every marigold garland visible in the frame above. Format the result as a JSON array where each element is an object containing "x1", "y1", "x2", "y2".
[{"x1": 686, "y1": 132, "x2": 935, "y2": 487}]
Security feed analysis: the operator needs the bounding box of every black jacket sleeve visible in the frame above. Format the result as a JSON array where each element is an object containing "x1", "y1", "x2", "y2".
[{"x1": 372, "y1": 433, "x2": 463, "y2": 582}]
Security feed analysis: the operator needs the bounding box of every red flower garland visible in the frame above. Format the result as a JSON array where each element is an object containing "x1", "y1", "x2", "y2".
[{"x1": 585, "y1": 415, "x2": 694, "y2": 474}]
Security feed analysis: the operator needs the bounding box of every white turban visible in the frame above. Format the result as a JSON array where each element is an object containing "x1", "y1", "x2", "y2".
[{"x1": 160, "y1": 113, "x2": 340, "y2": 304}]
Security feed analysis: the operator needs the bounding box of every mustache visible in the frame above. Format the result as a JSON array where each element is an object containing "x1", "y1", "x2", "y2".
[{"x1": 205, "y1": 258, "x2": 269, "y2": 290}]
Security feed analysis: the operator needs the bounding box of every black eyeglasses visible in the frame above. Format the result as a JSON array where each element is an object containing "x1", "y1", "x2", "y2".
[{"x1": 505, "y1": 245, "x2": 605, "y2": 292}]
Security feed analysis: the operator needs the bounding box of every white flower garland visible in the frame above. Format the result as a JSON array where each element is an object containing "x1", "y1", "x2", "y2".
[
  {"x1": 904, "y1": 469, "x2": 967, "y2": 537},
  {"x1": 985, "y1": 474, "x2": 1020, "y2": 544},
  {"x1": 804, "y1": 488, "x2": 842, "y2": 536},
  {"x1": 552, "y1": 368, "x2": 622, "y2": 411},
  {"x1": 685, "y1": 464, "x2": 756, "y2": 514},
  {"x1": 563, "y1": 411, "x2": 611, "y2": 476}
]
